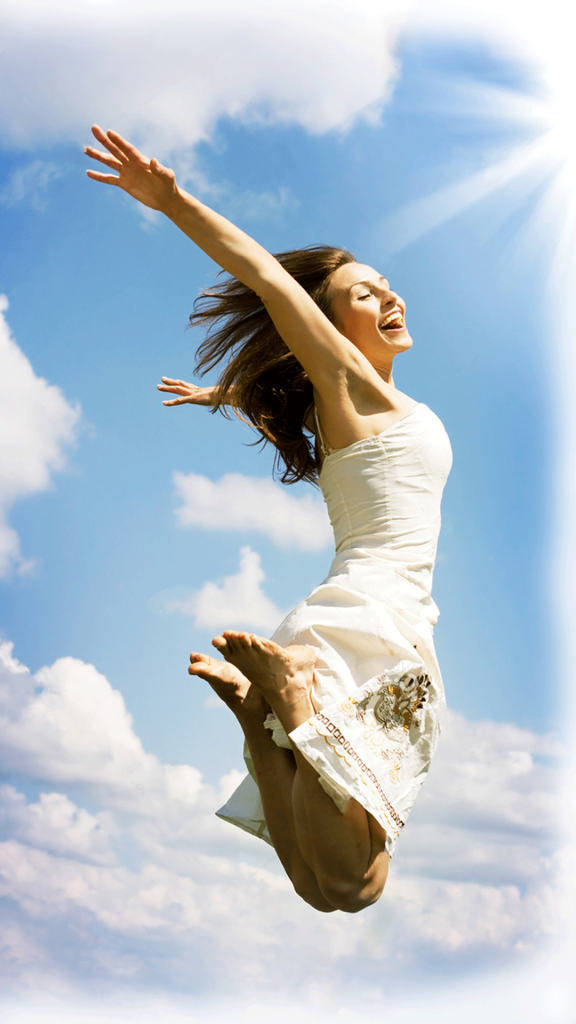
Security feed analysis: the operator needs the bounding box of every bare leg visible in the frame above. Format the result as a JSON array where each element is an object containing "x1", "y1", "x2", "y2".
[
  {"x1": 213, "y1": 632, "x2": 390, "y2": 913},
  {"x1": 188, "y1": 652, "x2": 335, "y2": 912}
]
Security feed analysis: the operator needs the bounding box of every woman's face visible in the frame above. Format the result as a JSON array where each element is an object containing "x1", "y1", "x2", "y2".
[{"x1": 328, "y1": 263, "x2": 413, "y2": 368}]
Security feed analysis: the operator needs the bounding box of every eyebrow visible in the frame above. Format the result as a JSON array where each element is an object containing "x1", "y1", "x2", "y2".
[{"x1": 350, "y1": 277, "x2": 389, "y2": 290}]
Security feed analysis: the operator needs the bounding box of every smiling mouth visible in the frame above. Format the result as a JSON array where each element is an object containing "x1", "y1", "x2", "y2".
[{"x1": 379, "y1": 310, "x2": 405, "y2": 333}]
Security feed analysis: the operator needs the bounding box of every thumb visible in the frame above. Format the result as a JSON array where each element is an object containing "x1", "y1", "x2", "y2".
[{"x1": 150, "y1": 158, "x2": 173, "y2": 179}]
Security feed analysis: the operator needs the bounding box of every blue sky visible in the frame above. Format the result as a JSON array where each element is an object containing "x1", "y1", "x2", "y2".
[{"x1": 0, "y1": 1, "x2": 573, "y2": 1021}]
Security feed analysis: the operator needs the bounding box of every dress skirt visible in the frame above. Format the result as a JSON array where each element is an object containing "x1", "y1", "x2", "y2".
[{"x1": 216, "y1": 548, "x2": 446, "y2": 857}]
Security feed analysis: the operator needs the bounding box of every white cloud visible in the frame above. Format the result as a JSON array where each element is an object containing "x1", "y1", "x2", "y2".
[
  {"x1": 163, "y1": 546, "x2": 288, "y2": 633},
  {"x1": 0, "y1": 0, "x2": 400, "y2": 161},
  {"x1": 0, "y1": 638, "x2": 568, "y2": 1001},
  {"x1": 1, "y1": 966, "x2": 576, "y2": 1024},
  {"x1": 0, "y1": 785, "x2": 116, "y2": 866},
  {"x1": 173, "y1": 471, "x2": 331, "y2": 551},
  {"x1": 400, "y1": 711, "x2": 561, "y2": 877},
  {"x1": 0, "y1": 641, "x2": 202, "y2": 810},
  {"x1": 0, "y1": 0, "x2": 566, "y2": 173},
  {"x1": 0, "y1": 297, "x2": 80, "y2": 576}
]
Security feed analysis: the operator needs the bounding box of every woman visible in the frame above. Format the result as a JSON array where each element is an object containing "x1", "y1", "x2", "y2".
[{"x1": 85, "y1": 125, "x2": 452, "y2": 915}]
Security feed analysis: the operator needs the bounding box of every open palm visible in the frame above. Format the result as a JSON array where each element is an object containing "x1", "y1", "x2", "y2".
[
  {"x1": 85, "y1": 126, "x2": 178, "y2": 211},
  {"x1": 157, "y1": 377, "x2": 217, "y2": 407}
]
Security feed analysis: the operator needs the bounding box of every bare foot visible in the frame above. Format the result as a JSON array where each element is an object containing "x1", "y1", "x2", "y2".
[
  {"x1": 189, "y1": 652, "x2": 267, "y2": 720},
  {"x1": 212, "y1": 632, "x2": 316, "y2": 732}
]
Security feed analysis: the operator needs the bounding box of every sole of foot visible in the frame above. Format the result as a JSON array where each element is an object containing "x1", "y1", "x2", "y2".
[
  {"x1": 189, "y1": 652, "x2": 266, "y2": 716},
  {"x1": 212, "y1": 632, "x2": 316, "y2": 709}
]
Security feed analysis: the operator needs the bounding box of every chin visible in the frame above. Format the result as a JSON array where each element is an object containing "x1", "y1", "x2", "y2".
[{"x1": 391, "y1": 329, "x2": 413, "y2": 353}]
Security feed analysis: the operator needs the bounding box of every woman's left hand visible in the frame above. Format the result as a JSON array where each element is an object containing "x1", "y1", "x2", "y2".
[
  {"x1": 85, "y1": 126, "x2": 179, "y2": 212},
  {"x1": 157, "y1": 377, "x2": 217, "y2": 407}
]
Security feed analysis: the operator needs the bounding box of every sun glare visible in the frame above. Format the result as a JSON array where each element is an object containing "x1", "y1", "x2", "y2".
[{"x1": 379, "y1": 29, "x2": 576, "y2": 280}]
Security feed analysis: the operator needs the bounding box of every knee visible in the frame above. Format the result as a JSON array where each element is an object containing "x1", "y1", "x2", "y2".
[
  {"x1": 319, "y1": 858, "x2": 389, "y2": 914},
  {"x1": 319, "y1": 877, "x2": 386, "y2": 914},
  {"x1": 291, "y1": 867, "x2": 337, "y2": 913}
]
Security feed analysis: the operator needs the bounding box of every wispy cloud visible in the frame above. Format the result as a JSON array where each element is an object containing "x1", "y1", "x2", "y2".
[
  {"x1": 0, "y1": 160, "x2": 63, "y2": 209},
  {"x1": 173, "y1": 472, "x2": 331, "y2": 552},
  {"x1": 159, "y1": 546, "x2": 288, "y2": 634},
  {"x1": 221, "y1": 186, "x2": 300, "y2": 224},
  {"x1": 0, "y1": 297, "x2": 81, "y2": 577}
]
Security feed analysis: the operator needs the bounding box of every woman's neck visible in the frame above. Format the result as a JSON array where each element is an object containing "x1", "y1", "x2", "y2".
[{"x1": 375, "y1": 363, "x2": 394, "y2": 386}]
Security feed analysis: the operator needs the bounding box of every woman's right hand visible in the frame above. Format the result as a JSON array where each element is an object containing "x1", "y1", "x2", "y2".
[{"x1": 157, "y1": 378, "x2": 217, "y2": 407}]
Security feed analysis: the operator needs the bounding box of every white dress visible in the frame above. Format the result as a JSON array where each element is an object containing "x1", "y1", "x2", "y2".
[{"x1": 217, "y1": 402, "x2": 453, "y2": 856}]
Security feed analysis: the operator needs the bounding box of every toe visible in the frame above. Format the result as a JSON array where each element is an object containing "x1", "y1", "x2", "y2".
[
  {"x1": 217, "y1": 640, "x2": 237, "y2": 662},
  {"x1": 258, "y1": 637, "x2": 278, "y2": 653},
  {"x1": 212, "y1": 635, "x2": 227, "y2": 650},
  {"x1": 189, "y1": 660, "x2": 209, "y2": 675},
  {"x1": 222, "y1": 632, "x2": 242, "y2": 652}
]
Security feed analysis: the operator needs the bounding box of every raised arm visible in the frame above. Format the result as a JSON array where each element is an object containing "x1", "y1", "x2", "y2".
[{"x1": 85, "y1": 127, "x2": 395, "y2": 408}]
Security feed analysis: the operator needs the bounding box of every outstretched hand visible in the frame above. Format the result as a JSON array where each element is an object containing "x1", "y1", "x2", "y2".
[
  {"x1": 84, "y1": 126, "x2": 179, "y2": 211},
  {"x1": 157, "y1": 378, "x2": 217, "y2": 407}
]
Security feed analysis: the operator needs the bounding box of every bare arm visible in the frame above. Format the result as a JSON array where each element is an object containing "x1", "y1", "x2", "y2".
[{"x1": 85, "y1": 127, "x2": 392, "y2": 407}]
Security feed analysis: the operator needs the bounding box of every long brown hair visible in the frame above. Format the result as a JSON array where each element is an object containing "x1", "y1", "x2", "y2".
[{"x1": 191, "y1": 244, "x2": 356, "y2": 484}]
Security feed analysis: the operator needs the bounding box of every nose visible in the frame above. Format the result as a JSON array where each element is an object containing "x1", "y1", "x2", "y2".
[{"x1": 381, "y1": 288, "x2": 398, "y2": 309}]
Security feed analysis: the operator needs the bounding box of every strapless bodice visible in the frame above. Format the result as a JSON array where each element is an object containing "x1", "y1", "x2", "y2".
[{"x1": 318, "y1": 404, "x2": 452, "y2": 592}]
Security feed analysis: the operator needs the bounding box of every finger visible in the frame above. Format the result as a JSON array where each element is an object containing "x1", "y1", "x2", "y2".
[
  {"x1": 86, "y1": 170, "x2": 121, "y2": 185},
  {"x1": 91, "y1": 125, "x2": 127, "y2": 163},
  {"x1": 83, "y1": 145, "x2": 122, "y2": 171},
  {"x1": 158, "y1": 382, "x2": 196, "y2": 393},
  {"x1": 161, "y1": 378, "x2": 193, "y2": 386},
  {"x1": 162, "y1": 397, "x2": 192, "y2": 405},
  {"x1": 107, "y1": 128, "x2": 149, "y2": 163}
]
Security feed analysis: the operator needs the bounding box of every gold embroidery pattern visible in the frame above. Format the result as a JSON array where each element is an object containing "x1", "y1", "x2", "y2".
[
  {"x1": 355, "y1": 671, "x2": 432, "y2": 734},
  {"x1": 340, "y1": 696, "x2": 357, "y2": 718},
  {"x1": 314, "y1": 712, "x2": 405, "y2": 831},
  {"x1": 340, "y1": 670, "x2": 434, "y2": 779}
]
